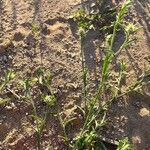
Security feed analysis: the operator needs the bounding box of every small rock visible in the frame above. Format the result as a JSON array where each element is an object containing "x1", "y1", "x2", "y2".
[
  {"x1": 132, "y1": 136, "x2": 141, "y2": 144},
  {"x1": 5, "y1": 105, "x2": 13, "y2": 110},
  {"x1": 139, "y1": 108, "x2": 150, "y2": 117},
  {"x1": 5, "y1": 103, "x2": 17, "y2": 111}
]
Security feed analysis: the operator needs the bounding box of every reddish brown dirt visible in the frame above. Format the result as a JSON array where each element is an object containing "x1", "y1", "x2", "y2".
[{"x1": 0, "y1": 0, "x2": 150, "y2": 150}]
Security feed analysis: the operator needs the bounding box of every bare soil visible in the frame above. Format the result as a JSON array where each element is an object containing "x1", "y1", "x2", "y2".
[{"x1": 0, "y1": 0, "x2": 150, "y2": 150}]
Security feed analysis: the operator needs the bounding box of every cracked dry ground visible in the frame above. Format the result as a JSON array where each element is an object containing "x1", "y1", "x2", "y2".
[{"x1": 0, "y1": 0, "x2": 150, "y2": 150}]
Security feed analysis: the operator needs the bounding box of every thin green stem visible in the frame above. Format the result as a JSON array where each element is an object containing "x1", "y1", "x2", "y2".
[{"x1": 80, "y1": 35, "x2": 88, "y2": 111}]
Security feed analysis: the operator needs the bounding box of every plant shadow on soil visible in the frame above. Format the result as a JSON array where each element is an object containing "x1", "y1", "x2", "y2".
[
  {"x1": 134, "y1": 0, "x2": 150, "y2": 48},
  {"x1": 101, "y1": 92, "x2": 150, "y2": 150},
  {"x1": 78, "y1": 0, "x2": 150, "y2": 149}
]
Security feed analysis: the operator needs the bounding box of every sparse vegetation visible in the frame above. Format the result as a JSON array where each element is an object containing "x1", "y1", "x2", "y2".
[{"x1": 0, "y1": 0, "x2": 150, "y2": 150}]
